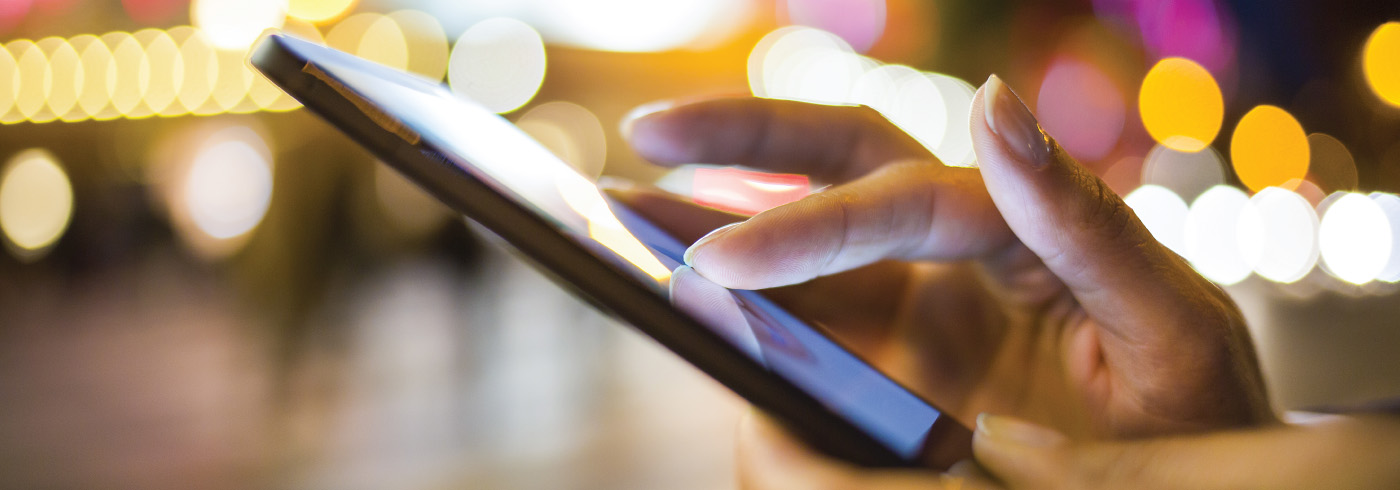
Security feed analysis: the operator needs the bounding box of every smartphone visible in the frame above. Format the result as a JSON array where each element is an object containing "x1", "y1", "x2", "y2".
[{"x1": 251, "y1": 32, "x2": 970, "y2": 468}]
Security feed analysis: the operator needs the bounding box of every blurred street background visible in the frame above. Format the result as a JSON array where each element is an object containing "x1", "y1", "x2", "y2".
[{"x1": 1, "y1": 0, "x2": 1400, "y2": 488}]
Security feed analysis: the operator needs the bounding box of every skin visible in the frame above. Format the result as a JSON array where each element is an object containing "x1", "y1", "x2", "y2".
[{"x1": 607, "y1": 76, "x2": 1285, "y2": 487}]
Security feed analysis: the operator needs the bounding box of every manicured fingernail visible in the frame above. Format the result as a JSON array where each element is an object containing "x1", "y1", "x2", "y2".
[
  {"x1": 620, "y1": 100, "x2": 676, "y2": 138},
  {"x1": 683, "y1": 222, "x2": 741, "y2": 266},
  {"x1": 983, "y1": 75, "x2": 1053, "y2": 169},
  {"x1": 976, "y1": 413, "x2": 1066, "y2": 448}
]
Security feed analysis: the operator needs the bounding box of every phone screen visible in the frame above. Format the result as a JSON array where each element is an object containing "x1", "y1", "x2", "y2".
[{"x1": 282, "y1": 39, "x2": 944, "y2": 460}]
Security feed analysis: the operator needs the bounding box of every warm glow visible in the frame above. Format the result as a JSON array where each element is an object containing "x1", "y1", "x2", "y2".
[
  {"x1": 106, "y1": 32, "x2": 149, "y2": 117},
  {"x1": 173, "y1": 27, "x2": 217, "y2": 115},
  {"x1": 357, "y1": 14, "x2": 409, "y2": 71},
  {"x1": 538, "y1": 0, "x2": 751, "y2": 52},
  {"x1": 1139, "y1": 57, "x2": 1223, "y2": 152},
  {"x1": 1362, "y1": 22, "x2": 1400, "y2": 107},
  {"x1": 69, "y1": 35, "x2": 111, "y2": 120},
  {"x1": 209, "y1": 48, "x2": 251, "y2": 111},
  {"x1": 1184, "y1": 185, "x2": 1253, "y2": 285},
  {"x1": 136, "y1": 29, "x2": 182, "y2": 116},
  {"x1": 0, "y1": 47, "x2": 16, "y2": 120},
  {"x1": 183, "y1": 129, "x2": 273, "y2": 240},
  {"x1": 1124, "y1": 185, "x2": 1189, "y2": 257},
  {"x1": 1238, "y1": 187, "x2": 1318, "y2": 283},
  {"x1": 1318, "y1": 193, "x2": 1391, "y2": 285},
  {"x1": 389, "y1": 10, "x2": 450, "y2": 81},
  {"x1": 287, "y1": 0, "x2": 356, "y2": 24},
  {"x1": 517, "y1": 101, "x2": 608, "y2": 178},
  {"x1": 40, "y1": 37, "x2": 82, "y2": 122},
  {"x1": 448, "y1": 18, "x2": 546, "y2": 114},
  {"x1": 11, "y1": 40, "x2": 48, "y2": 122},
  {"x1": 1231, "y1": 105, "x2": 1309, "y2": 192},
  {"x1": 192, "y1": 0, "x2": 287, "y2": 51},
  {"x1": 0, "y1": 149, "x2": 74, "y2": 257}
]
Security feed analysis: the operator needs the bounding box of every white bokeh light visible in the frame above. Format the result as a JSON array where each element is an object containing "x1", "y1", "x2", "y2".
[
  {"x1": 0, "y1": 149, "x2": 73, "y2": 257},
  {"x1": 925, "y1": 73, "x2": 977, "y2": 167},
  {"x1": 749, "y1": 26, "x2": 852, "y2": 99},
  {"x1": 1238, "y1": 187, "x2": 1318, "y2": 283},
  {"x1": 1371, "y1": 193, "x2": 1400, "y2": 282},
  {"x1": 1185, "y1": 185, "x2": 1253, "y2": 285},
  {"x1": 1318, "y1": 192, "x2": 1392, "y2": 285},
  {"x1": 1125, "y1": 185, "x2": 1188, "y2": 257},
  {"x1": 184, "y1": 132, "x2": 274, "y2": 240},
  {"x1": 192, "y1": 0, "x2": 288, "y2": 51},
  {"x1": 448, "y1": 18, "x2": 547, "y2": 114}
]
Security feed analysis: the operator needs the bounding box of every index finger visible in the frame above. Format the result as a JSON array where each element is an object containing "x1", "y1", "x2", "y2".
[{"x1": 624, "y1": 97, "x2": 934, "y2": 183}]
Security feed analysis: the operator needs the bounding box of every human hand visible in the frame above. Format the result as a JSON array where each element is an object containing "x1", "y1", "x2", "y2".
[
  {"x1": 614, "y1": 75, "x2": 1272, "y2": 444},
  {"x1": 737, "y1": 410, "x2": 1400, "y2": 490}
]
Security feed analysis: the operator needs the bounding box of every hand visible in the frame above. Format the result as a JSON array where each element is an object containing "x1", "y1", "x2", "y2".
[
  {"x1": 738, "y1": 411, "x2": 1400, "y2": 490},
  {"x1": 614, "y1": 76, "x2": 1272, "y2": 448}
]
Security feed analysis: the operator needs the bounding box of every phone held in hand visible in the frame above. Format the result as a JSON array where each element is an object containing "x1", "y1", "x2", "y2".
[{"x1": 251, "y1": 32, "x2": 970, "y2": 468}]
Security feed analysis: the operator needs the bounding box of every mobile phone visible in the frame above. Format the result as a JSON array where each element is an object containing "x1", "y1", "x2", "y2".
[{"x1": 251, "y1": 32, "x2": 970, "y2": 468}]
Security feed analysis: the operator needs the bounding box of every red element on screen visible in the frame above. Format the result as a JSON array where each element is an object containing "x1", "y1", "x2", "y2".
[{"x1": 692, "y1": 168, "x2": 810, "y2": 216}]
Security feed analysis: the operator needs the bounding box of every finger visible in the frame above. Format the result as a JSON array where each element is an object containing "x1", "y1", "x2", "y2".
[
  {"x1": 738, "y1": 412, "x2": 977, "y2": 490},
  {"x1": 685, "y1": 160, "x2": 1013, "y2": 290},
  {"x1": 970, "y1": 75, "x2": 1266, "y2": 423},
  {"x1": 603, "y1": 181, "x2": 747, "y2": 244},
  {"x1": 623, "y1": 97, "x2": 933, "y2": 183},
  {"x1": 971, "y1": 413, "x2": 1073, "y2": 489}
]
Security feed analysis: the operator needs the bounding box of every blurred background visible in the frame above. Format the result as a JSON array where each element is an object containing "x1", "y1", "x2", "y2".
[{"x1": 1, "y1": 0, "x2": 1399, "y2": 488}]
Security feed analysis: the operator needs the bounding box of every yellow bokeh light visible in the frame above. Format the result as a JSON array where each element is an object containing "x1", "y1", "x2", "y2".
[
  {"x1": 135, "y1": 29, "x2": 184, "y2": 116},
  {"x1": 389, "y1": 10, "x2": 450, "y2": 81},
  {"x1": 0, "y1": 48, "x2": 16, "y2": 121},
  {"x1": 1363, "y1": 22, "x2": 1400, "y2": 107},
  {"x1": 171, "y1": 27, "x2": 218, "y2": 115},
  {"x1": 358, "y1": 14, "x2": 409, "y2": 71},
  {"x1": 1231, "y1": 105, "x2": 1310, "y2": 192},
  {"x1": 10, "y1": 41, "x2": 50, "y2": 123},
  {"x1": 66, "y1": 35, "x2": 107, "y2": 121},
  {"x1": 1139, "y1": 57, "x2": 1223, "y2": 152},
  {"x1": 192, "y1": 0, "x2": 287, "y2": 52},
  {"x1": 209, "y1": 48, "x2": 252, "y2": 111},
  {"x1": 39, "y1": 37, "x2": 82, "y2": 123},
  {"x1": 104, "y1": 32, "x2": 150, "y2": 118},
  {"x1": 0, "y1": 149, "x2": 74, "y2": 258},
  {"x1": 287, "y1": 0, "x2": 357, "y2": 24}
]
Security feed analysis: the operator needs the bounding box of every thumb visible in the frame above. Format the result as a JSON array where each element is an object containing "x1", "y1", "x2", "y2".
[
  {"x1": 971, "y1": 414, "x2": 1075, "y2": 488},
  {"x1": 970, "y1": 75, "x2": 1227, "y2": 351}
]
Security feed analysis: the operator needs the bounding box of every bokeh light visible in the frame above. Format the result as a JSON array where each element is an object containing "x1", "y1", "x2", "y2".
[
  {"x1": 105, "y1": 32, "x2": 149, "y2": 118},
  {"x1": 448, "y1": 18, "x2": 546, "y2": 114},
  {"x1": 39, "y1": 37, "x2": 82, "y2": 122},
  {"x1": 1184, "y1": 185, "x2": 1253, "y2": 285},
  {"x1": 192, "y1": 0, "x2": 287, "y2": 52},
  {"x1": 182, "y1": 127, "x2": 273, "y2": 242},
  {"x1": 1135, "y1": 0, "x2": 1235, "y2": 75},
  {"x1": 1318, "y1": 192, "x2": 1392, "y2": 285},
  {"x1": 287, "y1": 0, "x2": 356, "y2": 24},
  {"x1": 136, "y1": 29, "x2": 182, "y2": 116},
  {"x1": 1306, "y1": 133, "x2": 1357, "y2": 193},
  {"x1": 356, "y1": 14, "x2": 409, "y2": 72},
  {"x1": 1124, "y1": 184, "x2": 1188, "y2": 257},
  {"x1": 925, "y1": 73, "x2": 976, "y2": 167},
  {"x1": 516, "y1": 101, "x2": 607, "y2": 178},
  {"x1": 388, "y1": 10, "x2": 450, "y2": 81},
  {"x1": 1140, "y1": 144, "x2": 1226, "y2": 204},
  {"x1": 11, "y1": 40, "x2": 49, "y2": 123},
  {"x1": 0, "y1": 149, "x2": 73, "y2": 259},
  {"x1": 750, "y1": 26, "x2": 854, "y2": 99},
  {"x1": 781, "y1": 0, "x2": 886, "y2": 53},
  {"x1": 1370, "y1": 193, "x2": 1400, "y2": 283},
  {"x1": 1139, "y1": 57, "x2": 1223, "y2": 152},
  {"x1": 1037, "y1": 56, "x2": 1125, "y2": 162},
  {"x1": 173, "y1": 27, "x2": 217, "y2": 115},
  {"x1": 1238, "y1": 187, "x2": 1318, "y2": 283},
  {"x1": 1231, "y1": 105, "x2": 1309, "y2": 192},
  {"x1": 1362, "y1": 22, "x2": 1400, "y2": 107},
  {"x1": 0, "y1": 47, "x2": 16, "y2": 120},
  {"x1": 538, "y1": 0, "x2": 751, "y2": 53}
]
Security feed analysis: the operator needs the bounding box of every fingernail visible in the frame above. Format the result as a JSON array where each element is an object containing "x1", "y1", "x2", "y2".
[
  {"x1": 620, "y1": 99, "x2": 676, "y2": 138},
  {"x1": 976, "y1": 413, "x2": 1066, "y2": 448},
  {"x1": 983, "y1": 75, "x2": 1053, "y2": 169},
  {"x1": 684, "y1": 222, "x2": 741, "y2": 266}
]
